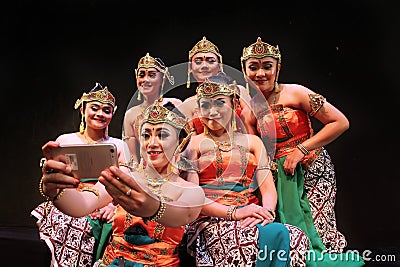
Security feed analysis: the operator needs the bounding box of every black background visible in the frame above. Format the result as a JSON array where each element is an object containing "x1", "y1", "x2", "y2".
[{"x1": 2, "y1": 0, "x2": 399, "y2": 265}]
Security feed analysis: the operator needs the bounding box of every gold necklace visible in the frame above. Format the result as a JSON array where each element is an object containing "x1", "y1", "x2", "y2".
[
  {"x1": 208, "y1": 132, "x2": 234, "y2": 152},
  {"x1": 82, "y1": 132, "x2": 105, "y2": 144},
  {"x1": 267, "y1": 91, "x2": 277, "y2": 105},
  {"x1": 145, "y1": 172, "x2": 174, "y2": 195}
]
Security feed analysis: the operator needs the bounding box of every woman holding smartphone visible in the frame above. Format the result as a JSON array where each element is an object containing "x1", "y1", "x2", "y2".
[
  {"x1": 38, "y1": 100, "x2": 205, "y2": 266},
  {"x1": 31, "y1": 82, "x2": 131, "y2": 267}
]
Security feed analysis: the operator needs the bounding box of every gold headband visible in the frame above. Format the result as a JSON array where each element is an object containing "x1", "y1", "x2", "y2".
[
  {"x1": 241, "y1": 37, "x2": 281, "y2": 63},
  {"x1": 188, "y1": 36, "x2": 223, "y2": 63},
  {"x1": 74, "y1": 83, "x2": 116, "y2": 109},
  {"x1": 196, "y1": 78, "x2": 239, "y2": 100},
  {"x1": 135, "y1": 53, "x2": 174, "y2": 85},
  {"x1": 141, "y1": 101, "x2": 191, "y2": 135}
]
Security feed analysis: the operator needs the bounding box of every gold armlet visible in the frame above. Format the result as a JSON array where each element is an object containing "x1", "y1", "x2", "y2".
[
  {"x1": 144, "y1": 194, "x2": 167, "y2": 223},
  {"x1": 77, "y1": 184, "x2": 100, "y2": 198},
  {"x1": 122, "y1": 134, "x2": 131, "y2": 141},
  {"x1": 177, "y1": 156, "x2": 199, "y2": 172},
  {"x1": 308, "y1": 93, "x2": 326, "y2": 117}
]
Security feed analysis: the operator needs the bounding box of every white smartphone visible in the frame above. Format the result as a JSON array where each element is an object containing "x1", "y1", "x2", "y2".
[{"x1": 50, "y1": 143, "x2": 118, "y2": 180}]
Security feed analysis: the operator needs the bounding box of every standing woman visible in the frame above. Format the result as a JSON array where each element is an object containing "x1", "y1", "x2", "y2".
[
  {"x1": 179, "y1": 36, "x2": 250, "y2": 135},
  {"x1": 184, "y1": 74, "x2": 310, "y2": 267},
  {"x1": 240, "y1": 37, "x2": 364, "y2": 266},
  {"x1": 31, "y1": 82, "x2": 130, "y2": 267},
  {"x1": 123, "y1": 53, "x2": 182, "y2": 163},
  {"x1": 38, "y1": 101, "x2": 205, "y2": 266}
]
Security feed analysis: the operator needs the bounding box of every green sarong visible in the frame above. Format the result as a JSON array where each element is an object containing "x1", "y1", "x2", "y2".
[{"x1": 275, "y1": 157, "x2": 364, "y2": 267}]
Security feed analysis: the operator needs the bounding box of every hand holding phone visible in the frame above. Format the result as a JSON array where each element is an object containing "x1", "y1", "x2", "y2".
[{"x1": 50, "y1": 143, "x2": 118, "y2": 180}]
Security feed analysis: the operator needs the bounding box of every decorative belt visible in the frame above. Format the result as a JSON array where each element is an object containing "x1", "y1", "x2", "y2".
[{"x1": 274, "y1": 136, "x2": 308, "y2": 158}]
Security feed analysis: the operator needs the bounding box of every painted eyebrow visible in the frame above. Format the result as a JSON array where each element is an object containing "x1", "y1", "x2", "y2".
[
  {"x1": 142, "y1": 127, "x2": 172, "y2": 133},
  {"x1": 199, "y1": 97, "x2": 226, "y2": 104},
  {"x1": 193, "y1": 56, "x2": 217, "y2": 60}
]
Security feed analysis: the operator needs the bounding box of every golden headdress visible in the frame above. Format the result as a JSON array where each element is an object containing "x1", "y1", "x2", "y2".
[
  {"x1": 74, "y1": 82, "x2": 116, "y2": 109},
  {"x1": 241, "y1": 37, "x2": 281, "y2": 63},
  {"x1": 189, "y1": 36, "x2": 222, "y2": 63},
  {"x1": 141, "y1": 101, "x2": 191, "y2": 135},
  {"x1": 196, "y1": 78, "x2": 240, "y2": 132},
  {"x1": 241, "y1": 37, "x2": 282, "y2": 93},
  {"x1": 196, "y1": 78, "x2": 239, "y2": 100},
  {"x1": 135, "y1": 53, "x2": 174, "y2": 86},
  {"x1": 187, "y1": 36, "x2": 224, "y2": 88}
]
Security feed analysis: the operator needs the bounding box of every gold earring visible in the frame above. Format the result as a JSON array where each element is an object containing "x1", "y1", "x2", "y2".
[
  {"x1": 186, "y1": 62, "x2": 191, "y2": 89},
  {"x1": 170, "y1": 154, "x2": 180, "y2": 174},
  {"x1": 203, "y1": 124, "x2": 209, "y2": 135},
  {"x1": 232, "y1": 111, "x2": 237, "y2": 132},
  {"x1": 137, "y1": 91, "x2": 141, "y2": 101},
  {"x1": 137, "y1": 157, "x2": 144, "y2": 172},
  {"x1": 173, "y1": 132, "x2": 194, "y2": 156},
  {"x1": 274, "y1": 82, "x2": 280, "y2": 92},
  {"x1": 79, "y1": 112, "x2": 85, "y2": 134}
]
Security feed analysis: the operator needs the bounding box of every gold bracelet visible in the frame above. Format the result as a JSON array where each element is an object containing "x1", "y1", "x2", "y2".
[
  {"x1": 226, "y1": 205, "x2": 237, "y2": 221},
  {"x1": 231, "y1": 206, "x2": 238, "y2": 221},
  {"x1": 38, "y1": 178, "x2": 51, "y2": 201},
  {"x1": 38, "y1": 178, "x2": 64, "y2": 201},
  {"x1": 145, "y1": 194, "x2": 167, "y2": 223},
  {"x1": 296, "y1": 143, "x2": 310, "y2": 155},
  {"x1": 267, "y1": 208, "x2": 276, "y2": 220},
  {"x1": 53, "y1": 189, "x2": 65, "y2": 201}
]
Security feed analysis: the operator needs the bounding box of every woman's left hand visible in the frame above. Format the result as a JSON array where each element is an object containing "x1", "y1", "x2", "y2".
[
  {"x1": 87, "y1": 202, "x2": 116, "y2": 223},
  {"x1": 282, "y1": 149, "x2": 304, "y2": 175},
  {"x1": 235, "y1": 204, "x2": 275, "y2": 228}
]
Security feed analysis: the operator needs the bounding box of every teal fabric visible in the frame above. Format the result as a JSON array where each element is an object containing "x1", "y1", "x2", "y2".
[
  {"x1": 108, "y1": 257, "x2": 144, "y2": 267},
  {"x1": 256, "y1": 222, "x2": 290, "y2": 267},
  {"x1": 275, "y1": 157, "x2": 365, "y2": 267},
  {"x1": 87, "y1": 217, "x2": 113, "y2": 261},
  {"x1": 124, "y1": 233, "x2": 155, "y2": 245}
]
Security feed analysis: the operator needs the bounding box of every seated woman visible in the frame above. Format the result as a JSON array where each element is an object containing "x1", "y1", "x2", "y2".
[
  {"x1": 39, "y1": 101, "x2": 205, "y2": 266},
  {"x1": 31, "y1": 82, "x2": 129, "y2": 267},
  {"x1": 182, "y1": 73, "x2": 310, "y2": 267}
]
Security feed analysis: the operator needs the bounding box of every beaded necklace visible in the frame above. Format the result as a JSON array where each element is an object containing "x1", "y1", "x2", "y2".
[{"x1": 208, "y1": 132, "x2": 248, "y2": 186}]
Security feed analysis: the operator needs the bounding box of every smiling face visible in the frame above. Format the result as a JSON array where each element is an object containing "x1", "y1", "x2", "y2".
[
  {"x1": 198, "y1": 95, "x2": 233, "y2": 132},
  {"x1": 190, "y1": 52, "x2": 221, "y2": 83},
  {"x1": 140, "y1": 122, "x2": 179, "y2": 172},
  {"x1": 244, "y1": 56, "x2": 280, "y2": 94},
  {"x1": 83, "y1": 101, "x2": 114, "y2": 130},
  {"x1": 136, "y1": 67, "x2": 163, "y2": 99}
]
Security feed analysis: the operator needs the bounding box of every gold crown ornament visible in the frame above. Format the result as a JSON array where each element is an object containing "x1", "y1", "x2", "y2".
[
  {"x1": 189, "y1": 36, "x2": 222, "y2": 63},
  {"x1": 74, "y1": 82, "x2": 116, "y2": 134},
  {"x1": 196, "y1": 78, "x2": 240, "y2": 132},
  {"x1": 241, "y1": 37, "x2": 282, "y2": 94},
  {"x1": 141, "y1": 102, "x2": 191, "y2": 135},
  {"x1": 241, "y1": 37, "x2": 281, "y2": 63},
  {"x1": 135, "y1": 53, "x2": 174, "y2": 86},
  {"x1": 187, "y1": 36, "x2": 223, "y2": 88},
  {"x1": 74, "y1": 83, "x2": 116, "y2": 109},
  {"x1": 196, "y1": 78, "x2": 240, "y2": 100}
]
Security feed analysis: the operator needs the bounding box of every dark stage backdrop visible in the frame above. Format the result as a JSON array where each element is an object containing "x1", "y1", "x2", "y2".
[{"x1": 2, "y1": 0, "x2": 399, "y2": 265}]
